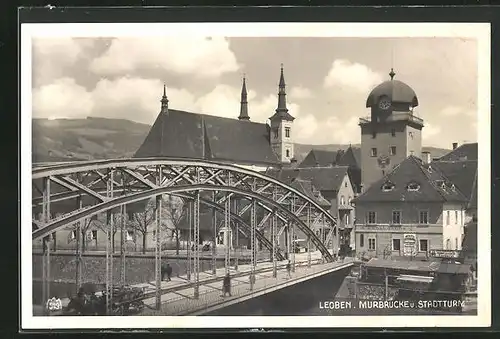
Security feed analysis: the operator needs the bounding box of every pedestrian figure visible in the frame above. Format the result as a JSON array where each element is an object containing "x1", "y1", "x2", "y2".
[
  {"x1": 161, "y1": 260, "x2": 170, "y2": 281},
  {"x1": 165, "y1": 263, "x2": 172, "y2": 281},
  {"x1": 286, "y1": 260, "x2": 291, "y2": 278},
  {"x1": 222, "y1": 273, "x2": 232, "y2": 297}
]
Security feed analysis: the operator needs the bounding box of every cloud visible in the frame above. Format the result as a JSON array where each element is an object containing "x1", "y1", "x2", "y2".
[
  {"x1": 290, "y1": 86, "x2": 313, "y2": 99},
  {"x1": 422, "y1": 123, "x2": 441, "y2": 142},
  {"x1": 439, "y1": 105, "x2": 476, "y2": 118},
  {"x1": 323, "y1": 59, "x2": 383, "y2": 93},
  {"x1": 89, "y1": 37, "x2": 240, "y2": 78},
  {"x1": 32, "y1": 38, "x2": 95, "y2": 86},
  {"x1": 32, "y1": 76, "x2": 303, "y2": 127},
  {"x1": 32, "y1": 78, "x2": 94, "y2": 119}
]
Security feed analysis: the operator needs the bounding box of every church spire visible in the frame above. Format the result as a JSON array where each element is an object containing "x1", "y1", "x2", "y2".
[
  {"x1": 238, "y1": 74, "x2": 250, "y2": 121},
  {"x1": 276, "y1": 63, "x2": 288, "y2": 113},
  {"x1": 389, "y1": 68, "x2": 396, "y2": 81},
  {"x1": 160, "y1": 83, "x2": 169, "y2": 114}
]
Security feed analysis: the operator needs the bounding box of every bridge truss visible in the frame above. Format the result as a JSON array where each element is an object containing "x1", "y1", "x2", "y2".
[{"x1": 31, "y1": 158, "x2": 338, "y2": 314}]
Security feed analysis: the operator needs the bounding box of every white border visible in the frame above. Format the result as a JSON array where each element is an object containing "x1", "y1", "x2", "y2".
[{"x1": 21, "y1": 22, "x2": 491, "y2": 329}]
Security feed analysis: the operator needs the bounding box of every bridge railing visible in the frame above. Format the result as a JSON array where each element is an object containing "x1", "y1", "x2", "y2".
[{"x1": 144, "y1": 258, "x2": 353, "y2": 316}]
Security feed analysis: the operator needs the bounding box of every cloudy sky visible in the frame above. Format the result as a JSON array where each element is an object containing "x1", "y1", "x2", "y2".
[{"x1": 31, "y1": 36, "x2": 478, "y2": 148}]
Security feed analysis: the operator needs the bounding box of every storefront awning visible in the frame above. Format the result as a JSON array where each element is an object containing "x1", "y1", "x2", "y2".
[{"x1": 397, "y1": 274, "x2": 434, "y2": 284}]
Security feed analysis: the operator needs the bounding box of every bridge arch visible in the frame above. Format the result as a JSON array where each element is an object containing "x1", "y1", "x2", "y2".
[{"x1": 32, "y1": 158, "x2": 338, "y2": 262}]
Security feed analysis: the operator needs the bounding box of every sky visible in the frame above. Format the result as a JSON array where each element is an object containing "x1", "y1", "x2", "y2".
[{"x1": 31, "y1": 36, "x2": 478, "y2": 148}]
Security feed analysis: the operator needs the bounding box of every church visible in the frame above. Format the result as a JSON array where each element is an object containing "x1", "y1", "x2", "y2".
[{"x1": 134, "y1": 65, "x2": 296, "y2": 171}]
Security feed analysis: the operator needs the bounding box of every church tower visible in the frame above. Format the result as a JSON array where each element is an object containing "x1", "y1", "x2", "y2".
[
  {"x1": 269, "y1": 64, "x2": 295, "y2": 163},
  {"x1": 359, "y1": 69, "x2": 424, "y2": 190}
]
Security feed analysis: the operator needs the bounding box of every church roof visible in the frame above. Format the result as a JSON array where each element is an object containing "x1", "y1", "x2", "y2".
[
  {"x1": 134, "y1": 109, "x2": 280, "y2": 166},
  {"x1": 438, "y1": 143, "x2": 478, "y2": 161},
  {"x1": 365, "y1": 79, "x2": 419, "y2": 108},
  {"x1": 355, "y1": 155, "x2": 469, "y2": 203}
]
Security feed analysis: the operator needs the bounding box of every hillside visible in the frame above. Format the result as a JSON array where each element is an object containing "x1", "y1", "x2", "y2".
[{"x1": 31, "y1": 117, "x2": 451, "y2": 163}]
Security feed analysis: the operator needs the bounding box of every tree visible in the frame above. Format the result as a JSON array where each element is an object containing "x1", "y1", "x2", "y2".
[
  {"x1": 94, "y1": 212, "x2": 120, "y2": 253},
  {"x1": 66, "y1": 218, "x2": 94, "y2": 253},
  {"x1": 162, "y1": 195, "x2": 186, "y2": 255},
  {"x1": 129, "y1": 199, "x2": 156, "y2": 254}
]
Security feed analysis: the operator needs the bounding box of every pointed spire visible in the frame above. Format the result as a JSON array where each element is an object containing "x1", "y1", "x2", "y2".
[
  {"x1": 238, "y1": 74, "x2": 250, "y2": 121},
  {"x1": 160, "y1": 83, "x2": 169, "y2": 114},
  {"x1": 389, "y1": 68, "x2": 396, "y2": 80},
  {"x1": 276, "y1": 63, "x2": 288, "y2": 113}
]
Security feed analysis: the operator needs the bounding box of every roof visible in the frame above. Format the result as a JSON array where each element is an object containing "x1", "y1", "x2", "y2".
[
  {"x1": 298, "y1": 149, "x2": 338, "y2": 168},
  {"x1": 298, "y1": 146, "x2": 361, "y2": 169},
  {"x1": 438, "y1": 143, "x2": 478, "y2": 161},
  {"x1": 267, "y1": 166, "x2": 350, "y2": 193},
  {"x1": 365, "y1": 258, "x2": 441, "y2": 272},
  {"x1": 468, "y1": 172, "x2": 477, "y2": 210},
  {"x1": 289, "y1": 179, "x2": 331, "y2": 207},
  {"x1": 461, "y1": 222, "x2": 477, "y2": 252},
  {"x1": 134, "y1": 109, "x2": 280, "y2": 166},
  {"x1": 366, "y1": 79, "x2": 419, "y2": 108},
  {"x1": 432, "y1": 160, "x2": 477, "y2": 201},
  {"x1": 355, "y1": 155, "x2": 468, "y2": 203}
]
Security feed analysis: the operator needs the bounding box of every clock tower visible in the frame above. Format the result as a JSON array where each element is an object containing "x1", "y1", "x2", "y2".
[{"x1": 359, "y1": 68, "x2": 424, "y2": 191}]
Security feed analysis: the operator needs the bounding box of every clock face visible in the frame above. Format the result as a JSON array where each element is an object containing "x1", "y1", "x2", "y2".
[{"x1": 378, "y1": 98, "x2": 391, "y2": 110}]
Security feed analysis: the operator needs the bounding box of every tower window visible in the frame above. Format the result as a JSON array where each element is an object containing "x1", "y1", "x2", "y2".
[
  {"x1": 285, "y1": 127, "x2": 290, "y2": 138},
  {"x1": 274, "y1": 129, "x2": 279, "y2": 139},
  {"x1": 286, "y1": 149, "x2": 290, "y2": 158},
  {"x1": 391, "y1": 128, "x2": 396, "y2": 137},
  {"x1": 370, "y1": 148, "x2": 377, "y2": 157},
  {"x1": 372, "y1": 132, "x2": 377, "y2": 139},
  {"x1": 389, "y1": 146, "x2": 397, "y2": 156}
]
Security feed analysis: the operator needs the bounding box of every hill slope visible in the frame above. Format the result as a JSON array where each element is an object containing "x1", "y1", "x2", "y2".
[{"x1": 32, "y1": 117, "x2": 451, "y2": 163}]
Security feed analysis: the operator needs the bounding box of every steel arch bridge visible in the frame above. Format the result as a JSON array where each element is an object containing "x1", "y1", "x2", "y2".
[{"x1": 31, "y1": 158, "x2": 338, "y2": 313}]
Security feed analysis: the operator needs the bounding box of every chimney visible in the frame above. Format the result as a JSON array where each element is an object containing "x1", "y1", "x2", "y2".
[
  {"x1": 452, "y1": 142, "x2": 458, "y2": 150},
  {"x1": 422, "y1": 151, "x2": 431, "y2": 165}
]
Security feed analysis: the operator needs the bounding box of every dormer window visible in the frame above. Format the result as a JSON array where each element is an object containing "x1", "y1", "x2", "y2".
[
  {"x1": 381, "y1": 182, "x2": 395, "y2": 192},
  {"x1": 451, "y1": 183, "x2": 456, "y2": 191},
  {"x1": 407, "y1": 182, "x2": 420, "y2": 191},
  {"x1": 435, "y1": 180, "x2": 445, "y2": 189},
  {"x1": 427, "y1": 166, "x2": 432, "y2": 173}
]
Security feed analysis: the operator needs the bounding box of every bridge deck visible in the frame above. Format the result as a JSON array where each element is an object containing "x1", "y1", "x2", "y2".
[{"x1": 140, "y1": 252, "x2": 353, "y2": 316}]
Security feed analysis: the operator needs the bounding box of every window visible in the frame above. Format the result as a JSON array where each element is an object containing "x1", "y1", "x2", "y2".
[
  {"x1": 407, "y1": 182, "x2": 420, "y2": 191},
  {"x1": 446, "y1": 211, "x2": 450, "y2": 225},
  {"x1": 382, "y1": 182, "x2": 395, "y2": 192},
  {"x1": 445, "y1": 238, "x2": 451, "y2": 250},
  {"x1": 419, "y1": 239, "x2": 428, "y2": 252},
  {"x1": 372, "y1": 132, "x2": 376, "y2": 139},
  {"x1": 455, "y1": 211, "x2": 458, "y2": 224},
  {"x1": 455, "y1": 237, "x2": 458, "y2": 250},
  {"x1": 389, "y1": 146, "x2": 397, "y2": 156},
  {"x1": 70, "y1": 230, "x2": 77, "y2": 240},
  {"x1": 368, "y1": 238, "x2": 376, "y2": 251},
  {"x1": 391, "y1": 128, "x2": 396, "y2": 137},
  {"x1": 392, "y1": 239, "x2": 401, "y2": 251},
  {"x1": 367, "y1": 211, "x2": 376, "y2": 224},
  {"x1": 348, "y1": 197, "x2": 352, "y2": 205},
  {"x1": 419, "y1": 210, "x2": 429, "y2": 224},
  {"x1": 370, "y1": 148, "x2": 377, "y2": 157},
  {"x1": 392, "y1": 210, "x2": 402, "y2": 224},
  {"x1": 285, "y1": 127, "x2": 290, "y2": 138},
  {"x1": 345, "y1": 214, "x2": 350, "y2": 225},
  {"x1": 90, "y1": 230, "x2": 97, "y2": 240},
  {"x1": 274, "y1": 129, "x2": 279, "y2": 139},
  {"x1": 360, "y1": 234, "x2": 364, "y2": 247},
  {"x1": 286, "y1": 149, "x2": 290, "y2": 158},
  {"x1": 126, "y1": 230, "x2": 134, "y2": 241},
  {"x1": 345, "y1": 181, "x2": 348, "y2": 188},
  {"x1": 409, "y1": 150, "x2": 414, "y2": 156},
  {"x1": 340, "y1": 196, "x2": 345, "y2": 205}
]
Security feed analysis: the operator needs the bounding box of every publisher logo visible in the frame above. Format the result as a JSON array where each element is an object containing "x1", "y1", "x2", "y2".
[{"x1": 46, "y1": 297, "x2": 62, "y2": 311}]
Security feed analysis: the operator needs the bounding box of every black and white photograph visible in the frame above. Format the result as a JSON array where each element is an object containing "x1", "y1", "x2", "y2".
[{"x1": 21, "y1": 21, "x2": 491, "y2": 329}]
